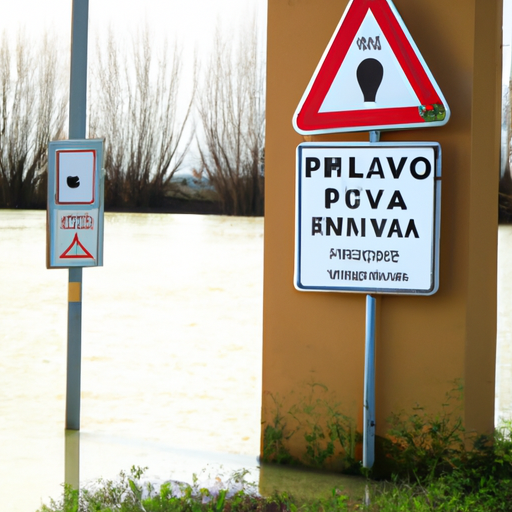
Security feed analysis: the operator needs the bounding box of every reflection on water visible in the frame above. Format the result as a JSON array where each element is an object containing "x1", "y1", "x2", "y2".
[
  {"x1": 0, "y1": 210, "x2": 263, "y2": 511},
  {"x1": 1, "y1": 211, "x2": 512, "y2": 512},
  {"x1": 259, "y1": 463, "x2": 367, "y2": 501},
  {"x1": 65, "y1": 431, "x2": 80, "y2": 490}
]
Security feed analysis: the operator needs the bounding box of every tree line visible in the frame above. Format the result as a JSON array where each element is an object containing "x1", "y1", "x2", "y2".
[{"x1": 0, "y1": 24, "x2": 265, "y2": 216}]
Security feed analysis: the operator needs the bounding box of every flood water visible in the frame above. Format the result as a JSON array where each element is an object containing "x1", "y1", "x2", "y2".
[
  {"x1": 1, "y1": 210, "x2": 265, "y2": 511},
  {"x1": 1, "y1": 210, "x2": 511, "y2": 511}
]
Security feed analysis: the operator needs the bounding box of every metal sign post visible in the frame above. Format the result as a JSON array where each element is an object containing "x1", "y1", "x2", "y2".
[
  {"x1": 69, "y1": 0, "x2": 89, "y2": 141},
  {"x1": 363, "y1": 131, "x2": 379, "y2": 470},
  {"x1": 66, "y1": 266, "x2": 82, "y2": 431},
  {"x1": 363, "y1": 294, "x2": 376, "y2": 468}
]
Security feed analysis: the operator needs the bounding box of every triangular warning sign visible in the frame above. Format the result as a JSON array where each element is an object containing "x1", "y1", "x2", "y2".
[
  {"x1": 60, "y1": 232, "x2": 94, "y2": 259},
  {"x1": 292, "y1": 0, "x2": 450, "y2": 134}
]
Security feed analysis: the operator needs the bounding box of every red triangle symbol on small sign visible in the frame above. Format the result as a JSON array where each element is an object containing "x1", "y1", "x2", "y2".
[
  {"x1": 60, "y1": 232, "x2": 94, "y2": 259},
  {"x1": 292, "y1": 0, "x2": 450, "y2": 134}
]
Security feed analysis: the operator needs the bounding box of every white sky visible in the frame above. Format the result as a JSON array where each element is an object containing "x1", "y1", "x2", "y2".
[
  {"x1": 1, "y1": 0, "x2": 510, "y2": 90},
  {"x1": 0, "y1": 0, "x2": 266, "y2": 43},
  {"x1": 2, "y1": 0, "x2": 511, "y2": 81}
]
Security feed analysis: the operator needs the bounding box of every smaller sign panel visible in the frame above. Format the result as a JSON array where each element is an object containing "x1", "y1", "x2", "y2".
[
  {"x1": 47, "y1": 140, "x2": 104, "y2": 269},
  {"x1": 56, "y1": 211, "x2": 98, "y2": 261},
  {"x1": 295, "y1": 142, "x2": 441, "y2": 295}
]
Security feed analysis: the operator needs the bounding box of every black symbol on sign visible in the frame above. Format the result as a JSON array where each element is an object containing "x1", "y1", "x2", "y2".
[
  {"x1": 356, "y1": 58, "x2": 384, "y2": 103},
  {"x1": 67, "y1": 176, "x2": 80, "y2": 188}
]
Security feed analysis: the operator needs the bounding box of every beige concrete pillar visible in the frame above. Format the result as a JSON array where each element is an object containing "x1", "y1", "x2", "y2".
[{"x1": 262, "y1": 0, "x2": 502, "y2": 466}]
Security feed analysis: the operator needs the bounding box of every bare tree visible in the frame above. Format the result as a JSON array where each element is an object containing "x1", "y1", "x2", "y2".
[
  {"x1": 197, "y1": 20, "x2": 265, "y2": 216},
  {"x1": 0, "y1": 32, "x2": 66, "y2": 208},
  {"x1": 89, "y1": 29, "x2": 195, "y2": 208}
]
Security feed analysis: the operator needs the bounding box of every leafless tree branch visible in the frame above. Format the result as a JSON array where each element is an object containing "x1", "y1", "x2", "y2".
[
  {"x1": 89, "y1": 28, "x2": 195, "y2": 208},
  {"x1": 0, "y1": 32, "x2": 66, "y2": 208},
  {"x1": 196, "y1": 19, "x2": 265, "y2": 216}
]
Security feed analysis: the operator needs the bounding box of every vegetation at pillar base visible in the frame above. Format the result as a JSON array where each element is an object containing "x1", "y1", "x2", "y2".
[
  {"x1": 259, "y1": 381, "x2": 512, "y2": 510},
  {"x1": 262, "y1": 384, "x2": 362, "y2": 473}
]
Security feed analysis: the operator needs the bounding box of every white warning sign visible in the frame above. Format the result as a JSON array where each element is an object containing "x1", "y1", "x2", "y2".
[{"x1": 292, "y1": 0, "x2": 450, "y2": 134}]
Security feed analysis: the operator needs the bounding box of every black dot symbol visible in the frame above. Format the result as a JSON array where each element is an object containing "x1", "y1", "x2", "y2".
[{"x1": 67, "y1": 176, "x2": 80, "y2": 189}]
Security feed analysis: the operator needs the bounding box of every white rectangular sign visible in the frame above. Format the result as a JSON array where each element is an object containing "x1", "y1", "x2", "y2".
[
  {"x1": 295, "y1": 142, "x2": 441, "y2": 295},
  {"x1": 57, "y1": 150, "x2": 96, "y2": 204}
]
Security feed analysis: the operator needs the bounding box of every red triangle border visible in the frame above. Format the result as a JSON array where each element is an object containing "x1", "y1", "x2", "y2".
[
  {"x1": 60, "y1": 232, "x2": 95, "y2": 259},
  {"x1": 293, "y1": 0, "x2": 450, "y2": 134}
]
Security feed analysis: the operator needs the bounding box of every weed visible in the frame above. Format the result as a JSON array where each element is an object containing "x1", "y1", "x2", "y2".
[
  {"x1": 38, "y1": 466, "x2": 307, "y2": 512},
  {"x1": 325, "y1": 402, "x2": 362, "y2": 474},
  {"x1": 37, "y1": 455, "x2": 512, "y2": 512},
  {"x1": 382, "y1": 381, "x2": 466, "y2": 481},
  {"x1": 288, "y1": 383, "x2": 335, "y2": 469},
  {"x1": 368, "y1": 383, "x2": 512, "y2": 510},
  {"x1": 367, "y1": 473, "x2": 512, "y2": 512},
  {"x1": 261, "y1": 378, "x2": 512, "y2": 503},
  {"x1": 263, "y1": 384, "x2": 362, "y2": 473},
  {"x1": 262, "y1": 392, "x2": 299, "y2": 465}
]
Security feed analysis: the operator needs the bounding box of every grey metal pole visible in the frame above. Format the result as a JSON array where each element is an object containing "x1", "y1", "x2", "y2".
[
  {"x1": 363, "y1": 129, "x2": 380, "y2": 469},
  {"x1": 66, "y1": 267, "x2": 83, "y2": 430},
  {"x1": 69, "y1": 0, "x2": 89, "y2": 140},
  {"x1": 369, "y1": 130, "x2": 380, "y2": 143},
  {"x1": 363, "y1": 294, "x2": 376, "y2": 469},
  {"x1": 66, "y1": 0, "x2": 89, "y2": 431}
]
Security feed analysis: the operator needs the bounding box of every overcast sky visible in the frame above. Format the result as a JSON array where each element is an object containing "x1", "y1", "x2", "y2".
[
  {"x1": 1, "y1": 0, "x2": 510, "y2": 121},
  {"x1": 2, "y1": 0, "x2": 510, "y2": 83},
  {"x1": 0, "y1": 0, "x2": 267, "y2": 54}
]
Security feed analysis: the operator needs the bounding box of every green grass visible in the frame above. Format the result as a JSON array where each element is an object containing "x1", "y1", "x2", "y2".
[
  {"x1": 37, "y1": 450, "x2": 512, "y2": 512},
  {"x1": 38, "y1": 384, "x2": 512, "y2": 511}
]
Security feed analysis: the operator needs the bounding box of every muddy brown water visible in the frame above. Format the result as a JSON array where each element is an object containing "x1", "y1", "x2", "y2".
[{"x1": 0, "y1": 211, "x2": 510, "y2": 511}]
